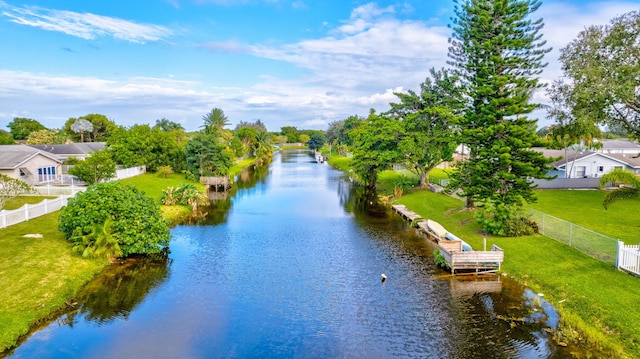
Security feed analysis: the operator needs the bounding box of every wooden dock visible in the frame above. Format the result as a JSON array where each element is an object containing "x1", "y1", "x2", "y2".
[
  {"x1": 200, "y1": 176, "x2": 230, "y2": 190},
  {"x1": 391, "y1": 204, "x2": 423, "y2": 223},
  {"x1": 439, "y1": 243, "x2": 504, "y2": 274},
  {"x1": 390, "y1": 204, "x2": 504, "y2": 275}
]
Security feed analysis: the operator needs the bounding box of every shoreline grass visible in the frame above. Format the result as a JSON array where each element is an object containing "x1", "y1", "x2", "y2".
[
  {"x1": 0, "y1": 212, "x2": 107, "y2": 352},
  {"x1": 395, "y1": 190, "x2": 639, "y2": 357}
]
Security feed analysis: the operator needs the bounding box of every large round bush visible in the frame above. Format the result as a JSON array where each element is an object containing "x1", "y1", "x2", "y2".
[{"x1": 59, "y1": 182, "x2": 170, "y2": 257}]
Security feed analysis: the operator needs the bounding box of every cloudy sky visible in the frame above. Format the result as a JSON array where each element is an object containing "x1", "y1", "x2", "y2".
[{"x1": 0, "y1": 0, "x2": 638, "y2": 132}]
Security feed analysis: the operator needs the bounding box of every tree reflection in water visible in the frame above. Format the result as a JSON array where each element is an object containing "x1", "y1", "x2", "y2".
[{"x1": 66, "y1": 253, "x2": 170, "y2": 325}]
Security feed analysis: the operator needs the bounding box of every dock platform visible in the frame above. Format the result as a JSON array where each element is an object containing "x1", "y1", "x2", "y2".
[{"x1": 390, "y1": 204, "x2": 504, "y2": 275}]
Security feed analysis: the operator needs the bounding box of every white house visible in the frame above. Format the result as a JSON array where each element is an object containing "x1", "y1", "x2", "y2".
[
  {"x1": 0, "y1": 145, "x2": 63, "y2": 185},
  {"x1": 535, "y1": 147, "x2": 640, "y2": 178}
]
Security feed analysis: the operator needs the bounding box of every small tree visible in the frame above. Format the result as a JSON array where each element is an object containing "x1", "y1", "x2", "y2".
[
  {"x1": 349, "y1": 113, "x2": 404, "y2": 189},
  {"x1": 59, "y1": 182, "x2": 170, "y2": 257},
  {"x1": 185, "y1": 132, "x2": 232, "y2": 178},
  {"x1": 71, "y1": 119, "x2": 94, "y2": 142},
  {"x1": 69, "y1": 149, "x2": 116, "y2": 185},
  {"x1": 156, "y1": 165, "x2": 174, "y2": 178},
  {"x1": 0, "y1": 174, "x2": 34, "y2": 210},
  {"x1": 307, "y1": 134, "x2": 326, "y2": 151}
]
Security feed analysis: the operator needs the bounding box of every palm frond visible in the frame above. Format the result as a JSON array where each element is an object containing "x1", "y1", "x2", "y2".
[{"x1": 603, "y1": 187, "x2": 639, "y2": 209}]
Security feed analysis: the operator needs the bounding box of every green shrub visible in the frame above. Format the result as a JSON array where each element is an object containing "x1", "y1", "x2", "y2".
[
  {"x1": 156, "y1": 165, "x2": 174, "y2": 178},
  {"x1": 59, "y1": 182, "x2": 170, "y2": 257},
  {"x1": 182, "y1": 170, "x2": 196, "y2": 182},
  {"x1": 476, "y1": 201, "x2": 538, "y2": 236},
  {"x1": 433, "y1": 249, "x2": 447, "y2": 268}
]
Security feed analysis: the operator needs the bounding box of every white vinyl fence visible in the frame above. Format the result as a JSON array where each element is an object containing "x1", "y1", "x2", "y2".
[
  {"x1": 617, "y1": 242, "x2": 640, "y2": 276},
  {"x1": 31, "y1": 185, "x2": 86, "y2": 196},
  {"x1": 116, "y1": 165, "x2": 146, "y2": 180},
  {"x1": 2, "y1": 165, "x2": 147, "y2": 229},
  {"x1": 0, "y1": 195, "x2": 73, "y2": 228}
]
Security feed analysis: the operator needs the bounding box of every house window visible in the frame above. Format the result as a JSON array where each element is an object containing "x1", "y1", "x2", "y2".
[
  {"x1": 37, "y1": 166, "x2": 56, "y2": 183},
  {"x1": 597, "y1": 166, "x2": 604, "y2": 172},
  {"x1": 576, "y1": 166, "x2": 587, "y2": 178},
  {"x1": 19, "y1": 167, "x2": 32, "y2": 177}
]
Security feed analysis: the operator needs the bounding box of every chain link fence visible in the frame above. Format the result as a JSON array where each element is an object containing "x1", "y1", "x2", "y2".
[{"x1": 527, "y1": 208, "x2": 619, "y2": 265}]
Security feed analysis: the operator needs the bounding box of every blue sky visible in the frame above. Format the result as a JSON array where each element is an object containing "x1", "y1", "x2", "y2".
[{"x1": 0, "y1": 0, "x2": 638, "y2": 132}]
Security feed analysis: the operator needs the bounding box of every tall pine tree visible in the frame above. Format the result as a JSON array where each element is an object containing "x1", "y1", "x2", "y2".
[{"x1": 447, "y1": 0, "x2": 552, "y2": 236}]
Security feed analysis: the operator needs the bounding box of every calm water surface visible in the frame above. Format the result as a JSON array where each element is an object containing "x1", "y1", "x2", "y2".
[{"x1": 7, "y1": 150, "x2": 576, "y2": 358}]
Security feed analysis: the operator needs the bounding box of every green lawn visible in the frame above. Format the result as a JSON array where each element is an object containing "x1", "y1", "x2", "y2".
[
  {"x1": 530, "y1": 190, "x2": 640, "y2": 243},
  {"x1": 395, "y1": 190, "x2": 640, "y2": 357},
  {"x1": 119, "y1": 173, "x2": 205, "y2": 202},
  {"x1": 0, "y1": 212, "x2": 107, "y2": 352}
]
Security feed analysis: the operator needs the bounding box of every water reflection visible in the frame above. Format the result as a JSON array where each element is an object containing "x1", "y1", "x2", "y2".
[{"x1": 68, "y1": 255, "x2": 170, "y2": 324}]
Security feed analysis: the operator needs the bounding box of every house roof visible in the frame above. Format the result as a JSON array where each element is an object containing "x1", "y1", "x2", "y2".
[
  {"x1": 0, "y1": 145, "x2": 63, "y2": 169},
  {"x1": 605, "y1": 153, "x2": 640, "y2": 168},
  {"x1": 28, "y1": 142, "x2": 106, "y2": 156},
  {"x1": 532, "y1": 147, "x2": 640, "y2": 169},
  {"x1": 598, "y1": 139, "x2": 640, "y2": 151},
  {"x1": 532, "y1": 147, "x2": 593, "y2": 167}
]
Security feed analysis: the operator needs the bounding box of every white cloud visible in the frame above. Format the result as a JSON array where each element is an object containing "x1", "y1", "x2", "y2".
[
  {"x1": 2, "y1": 1, "x2": 639, "y2": 132},
  {"x1": 1, "y1": 3, "x2": 173, "y2": 43}
]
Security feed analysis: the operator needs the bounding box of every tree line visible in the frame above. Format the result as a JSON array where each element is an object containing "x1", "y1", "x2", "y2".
[{"x1": 2, "y1": 109, "x2": 330, "y2": 184}]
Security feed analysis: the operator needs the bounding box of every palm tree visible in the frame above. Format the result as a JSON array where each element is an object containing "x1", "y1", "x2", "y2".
[
  {"x1": 72, "y1": 218, "x2": 123, "y2": 261},
  {"x1": 201, "y1": 108, "x2": 230, "y2": 135},
  {"x1": 154, "y1": 118, "x2": 184, "y2": 132},
  {"x1": 599, "y1": 169, "x2": 640, "y2": 209},
  {"x1": 253, "y1": 131, "x2": 273, "y2": 165}
]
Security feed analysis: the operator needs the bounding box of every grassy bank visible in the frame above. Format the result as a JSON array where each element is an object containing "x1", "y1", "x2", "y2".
[
  {"x1": 119, "y1": 172, "x2": 204, "y2": 224},
  {"x1": 396, "y1": 190, "x2": 639, "y2": 357},
  {"x1": 0, "y1": 212, "x2": 107, "y2": 352},
  {"x1": 328, "y1": 155, "x2": 640, "y2": 357},
  {"x1": 0, "y1": 172, "x2": 205, "y2": 352}
]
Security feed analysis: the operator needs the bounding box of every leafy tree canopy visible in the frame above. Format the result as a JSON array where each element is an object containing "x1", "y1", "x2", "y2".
[
  {"x1": 7, "y1": 117, "x2": 46, "y2": 140},
  {"x1": 307, "y1": 133, "x2": 326, "y2": 150},
  {"x1": 107, "y1": 124, "x2": 186, "y2": 172},
  {"x1": 59, "y1": 181, "x2": 170, "y2": 257},
  {"x1": 280, "y1": 126, "x2": 299, "y2": 143},
  {"x1": 559, "y1": 11, "x2": 640, "y2": 138},
  {"x1": 349, "y1": 113, "x2": 404, "y2": 189},
  {"x1": 185, "y1": 132, "x2": 232, "y2": 177},
  {"x1": 387, "y1": 67, "x2": 466, "y2": 186},
  {"x1": 0, "y1": 130, "x2": 14, "y2": 145},
  {"x1": 26, "y1": 129, "x2": 66, "y2": 144},
  {"x1": 153, "y1": 118, "x2": 184, "y2": 132},
  {"x1": 201, "y1": 108, "x2": 229, "y2": 135},
  {"x1": 68, "y1": 149, "x2": 117, "y2": 185},
  {"x1": 235, "y1": 119, "x2": 267, "y2": 133},
  {"x1": 64, "y1": 114, "x2": 117, "y2": 142},
  {"x1": 0, "y1": 174, "x2": 33, "y2": 210}
]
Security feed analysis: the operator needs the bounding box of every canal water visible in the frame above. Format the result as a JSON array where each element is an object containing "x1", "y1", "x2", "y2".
[{"x1": 6, "y1": 150, "x2": 575, "y2": 358}]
